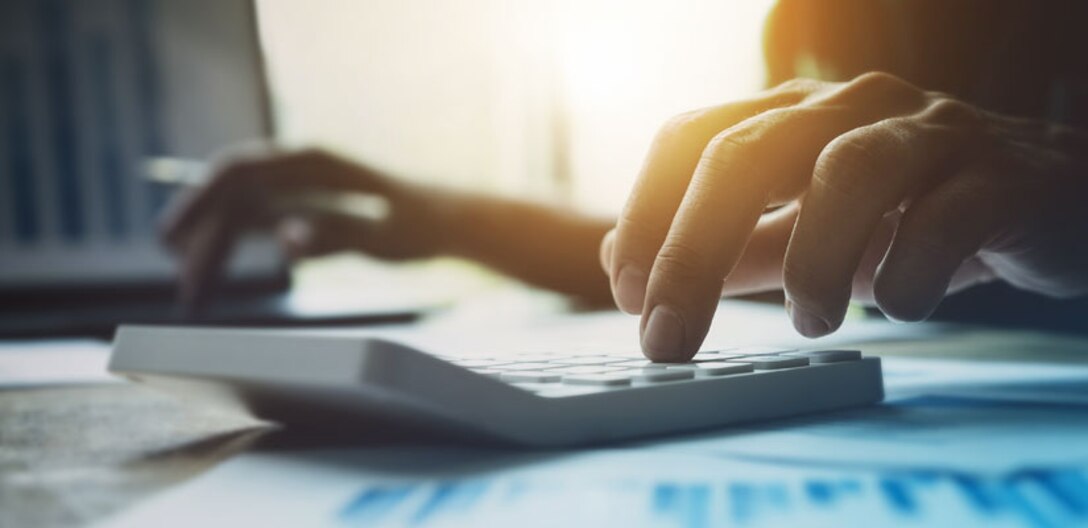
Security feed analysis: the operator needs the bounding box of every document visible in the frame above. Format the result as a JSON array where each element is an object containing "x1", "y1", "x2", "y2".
[
  {"x1": 0, "y1": 339, "x2": 118, "y2": 388},
  {"x1": 100, "y1": 447, "x2": 1088, "y2": 528},
  {"x1": 99, "y1": 356, "x2": 1088, "y2": 528},
  {"x1": 650, "y1": 358, "x2": 1088, "y2": 475}
]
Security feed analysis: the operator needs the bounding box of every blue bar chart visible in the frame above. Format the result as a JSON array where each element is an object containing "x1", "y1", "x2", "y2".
[
  {"x1": 2, "y1": 57, "x2": 40, "y2": 244},
  {"x1": 0, "y1": 0, "x2": 273, "y2": 285},
  {"x1": 0, "y1": 0, "x2": 164, "y2": 249},
  {"x1": 336, "y1": 468, "x2": 1088, "y2": 527}
]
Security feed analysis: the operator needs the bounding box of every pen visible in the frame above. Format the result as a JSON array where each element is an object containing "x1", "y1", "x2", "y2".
[
  {"x1": 143, "y1": 156, "x2": 210, "y2": 187},
  {"x1": 142, "y1": 156, "x2": 391, "y2": 220}
]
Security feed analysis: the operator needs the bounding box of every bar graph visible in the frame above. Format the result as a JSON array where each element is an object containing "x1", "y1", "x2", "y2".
[
  {"x1": 124, "y1": 0, "x2": 171, "y2": 221},
  {"x1": 0, "y1": 0, "x2": 163, "y2": 248},
  {"x1": 38, "y1": 0, "x2": 85, "y2": 241},
  {"x1": 2, "y1": 57, "x2": 40, "y2": 244},
  {"x1": 89, "y1": 35, "x2": 128, "y2": 240},
  {"x1": 336, "y1": 468, "x2": 1088, "y2": 527},
  {"x1": 0, "y1": 0, "x2": 272, "y2": 285}
]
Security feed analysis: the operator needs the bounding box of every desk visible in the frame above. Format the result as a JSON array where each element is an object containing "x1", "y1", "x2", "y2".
[
  {"x1": 3, "y1": 305, "x2": 1087, "y2": 528},
  {"x1": 0, "y1": 383, "x2": 267, "y2": 528}
]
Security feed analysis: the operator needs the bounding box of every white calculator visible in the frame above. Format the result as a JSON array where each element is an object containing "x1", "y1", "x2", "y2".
[{"x1": 109, "y1": 326, "x2": 884, "y2": 446}]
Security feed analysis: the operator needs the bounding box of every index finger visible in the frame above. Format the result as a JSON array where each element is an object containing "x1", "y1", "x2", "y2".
[
  {"x1": 639, "y1": 80, "x2": 928, "y2": 360},
  {"x1": 608, "y1": 88, "x2": 809, "y2": 315}
]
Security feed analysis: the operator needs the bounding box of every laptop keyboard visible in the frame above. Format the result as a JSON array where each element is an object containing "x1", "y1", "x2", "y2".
[{"x1": 443, "y1": 347, "x2": 864, "y2": 397}]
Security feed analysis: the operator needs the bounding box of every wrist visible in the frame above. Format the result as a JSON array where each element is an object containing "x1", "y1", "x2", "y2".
[{"x1": 411, "y1": 183, "x2": 491, "y2": 259}]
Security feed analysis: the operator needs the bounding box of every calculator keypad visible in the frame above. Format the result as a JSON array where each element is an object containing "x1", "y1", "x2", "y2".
[{"x1": 453, "y1": 347, "x2": 865, "y2": 396}]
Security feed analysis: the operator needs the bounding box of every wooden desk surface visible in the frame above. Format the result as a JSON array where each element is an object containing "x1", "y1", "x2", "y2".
[{"x1": 0, "y1": 383, "x2": 267, "y2": 528}]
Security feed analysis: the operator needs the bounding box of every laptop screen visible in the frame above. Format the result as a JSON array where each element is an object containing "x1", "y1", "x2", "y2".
[{"x1": 0, "y1": 0, "x2": 279, "y2": 289}]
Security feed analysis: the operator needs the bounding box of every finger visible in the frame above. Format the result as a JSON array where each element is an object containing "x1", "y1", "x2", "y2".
[
  {"x1": 847, "y1": 210, "x2": 900, "y2": 304},
  {"x1": 874, "y1": 164, "x2": 1008, "y2": 321},
  {"x1": 946, "y1": 256, "x2": 997, "y2": 294},
  {"x1": 609, "y1": 87, "x2": 812, "y2": 315},
  {"x1": 816, "y1": 210, "x2": 994, "y2": 306},
  {"x1": 161, "y1": 148, "x2": 380, "y2": 247},
  {"x1": 599, "y1": 228, "x2": 616, "y2": 276},
  {"x1": 640, "y1": 75, "x2": 930, "y2": 360},
  {"x1": 783, "y1": 116, "x2": 965, "y2": 337},
  {"x1": 177, "y1": 210, "x2": 239, "y2": 315},
  {"x1": 718, "y1": 203, "x2": 798, "y2": 297}
]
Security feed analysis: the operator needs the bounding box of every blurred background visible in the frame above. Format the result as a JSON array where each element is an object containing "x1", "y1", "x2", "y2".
[
  {"x1": 260, "y1": 0, "x2": 772, "y2": 211},
  {"x1": 0, "y1": 0, "x2": 776, "y2": 330},
  {"x1": 256, "y1": 0, "x2": 773, "y2": 299}
]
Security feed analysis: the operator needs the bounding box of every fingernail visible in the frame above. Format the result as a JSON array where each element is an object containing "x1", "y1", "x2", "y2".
[
  {"x1": 642, "y1": 305, "x2": 685, "y2": 360},
  {"x1": 614, "y1": 267, "x2": 648, "y2": 314},
  {"x1": 786, "y1": 299, "x2": 830, "y2": 338}
]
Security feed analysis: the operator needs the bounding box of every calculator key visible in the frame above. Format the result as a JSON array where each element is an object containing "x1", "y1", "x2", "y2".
[
  {"x1": 547, "y1": 365, "x2": 625, "y2": 375},
  {"x1": 622, "y1": 369, "x2": 695, "y2": 383},
  {"x1": 731, "y1": 347, "x2": 796, "y2": 356},
  {"x1": 611, "y1": 360, "x2": 669, "y2": 369},
  {"x1": 787, "y1": 349, "x2": 862, "y2": 364},
  {"x1": 669, "y1": 362, "x2": 754, "y2": 377},
  {"x1": 533, "y1": 385, "x2": 603, "y2": 398},
  {"x1": 695, "y1": 348, "x2": 738, "y2": 356},
  {"x1": 550, "y1": 356, "x2": 631, "y2": 366},
  {"x1": 509, "y1": 382, "x2": 562, "y2": 393},
  {"x1": 729, "y1": 356, "x2": 809, "y2": 370},
  {"x1": 653, "y1": 359, "x2": 728, "y2": 368},
  {"x1": 511, "y1": 353, "x2": 568, "y2": 362},
  {"x1": 501, "y1": 371, "x2": 562, "y2": 383},
  {"x1": 499, "y1": 362, "x2": 556, "y2": 371},
  {"x1": 453, "y1": 358, "x2": 514, "y2": 368},
  {"x1": 472, "y1": 369, "x2": 504, "y2": 378},
  {"x1": 562, "y1": 374, "x2": 632, "y2": 386}
]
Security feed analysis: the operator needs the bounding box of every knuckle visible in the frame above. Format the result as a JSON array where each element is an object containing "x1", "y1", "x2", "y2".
[
  {"x1": 696, "y1": 130, "x2": 761, "y2": 185},
  {"x1": 654, "y1": 110, "x2": 705, "y2": 146},
  {"x1": 617, "y1": 206, "x2": 669, "y2": 244},
  {"x1": 613, "y1": 215, "x2": 668, "y2": 267},
  {"x1": 654, "y1": 240, "x2": 716, "y2": 284},
  {"x1": 813, "y1": 132, "x2": 888, "y2": 198},
  {"x1": 827, "y1": 72, "x2": 922, "y2": 107},
  {"x1": 918, "y1": 97, "x2": 980, "y2": 127},
  {"x1": 702, "y1": 108, "x2": 792, "y2": 157},
  {"x1": 850, "y1": 71, "x2": 910, "y2": 93},
  {"x1": 703, "y1": 129, "x2": 749, "y2": 160},
  {"x1": 773, "y1": 77, "x2": 822, "y2": 96}
]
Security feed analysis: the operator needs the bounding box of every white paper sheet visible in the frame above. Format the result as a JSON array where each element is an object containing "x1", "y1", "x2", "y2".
[
  {"x1": 100, "y1": 447, "x2": 1088, "y2": 528},
  {"x1": 0, "y1": 339, "x2": 118, "y2": 388},
  {"x1": 98, "y1": 355, "x2": 1088, "y2": 528},
  {"x1": 96, "y1": 303, "x2": 1088, "y2": 527},
  {"x1": 645, "y1": 358, "x2": 1088, "y2": 475}
]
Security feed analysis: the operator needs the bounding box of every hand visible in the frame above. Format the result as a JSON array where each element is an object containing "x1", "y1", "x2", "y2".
[
  {"x1": 160, "y1": 146, "x2": 458, "y2": 309},
  {"x1": 601, "y1": 73, "x2": 1088, "y2": 361}
]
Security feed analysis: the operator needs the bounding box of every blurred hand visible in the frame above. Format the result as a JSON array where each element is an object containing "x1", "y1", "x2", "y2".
[
  {"x1": 601, "y1": 73, "x2": 1088, "y2": 360},
  {"x1": 160, "y1": 147, "x2": 457, "y2": 310}
]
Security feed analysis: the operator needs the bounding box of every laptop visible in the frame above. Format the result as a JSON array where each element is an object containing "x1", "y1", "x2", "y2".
[{"x1": 0, "y1": 0, "x2": 420, "y2": 337}]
